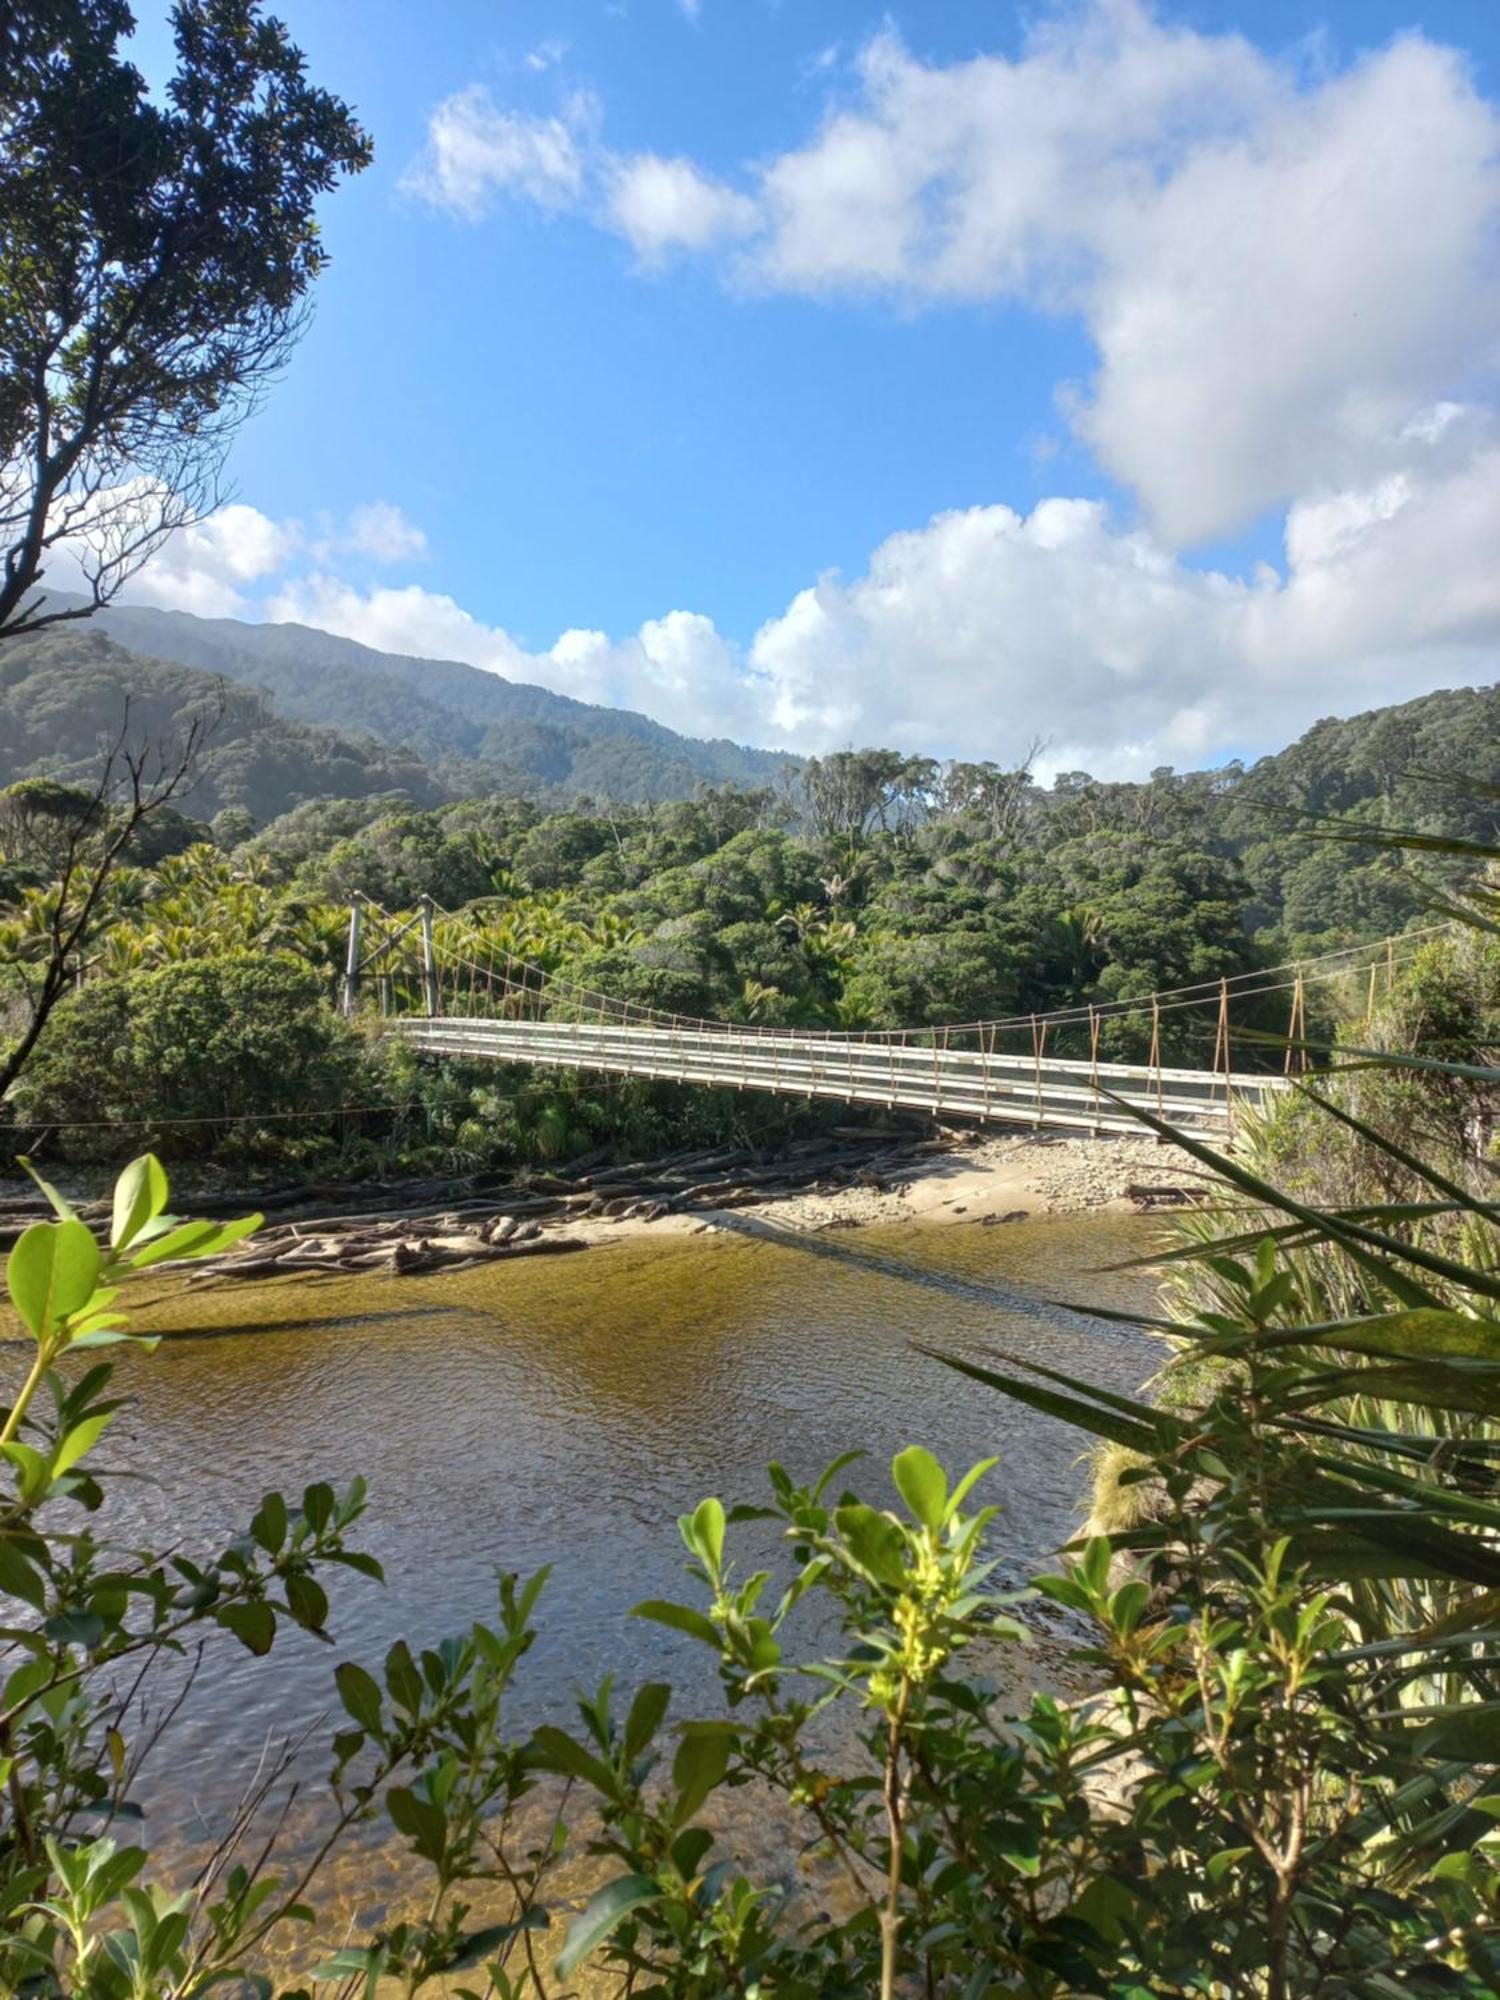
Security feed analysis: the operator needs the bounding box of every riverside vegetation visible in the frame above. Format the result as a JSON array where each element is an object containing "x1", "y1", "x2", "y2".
[
  {"x1": 0, "y1": 832, "x2": 1497, "y2": 1993},
  {"x1": 3, "y1": 6, "x2": 1500, "y2": 1986},
  {"x1": 2, "y1": 685, "x2": 1497, "y2": 1181}
]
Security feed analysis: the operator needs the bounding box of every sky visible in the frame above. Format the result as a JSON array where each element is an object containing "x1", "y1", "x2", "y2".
[{"x1": 115, "y1": 0, "x2": 1500, "y2": 779}]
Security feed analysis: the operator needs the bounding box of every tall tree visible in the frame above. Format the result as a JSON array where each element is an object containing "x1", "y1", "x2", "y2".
[
  {"x1": 0, "y1": 713, "x2": 209, "y2": 1099},
  {"x1": 0, "y1": 0, "x2": 370, "y2": 639}
]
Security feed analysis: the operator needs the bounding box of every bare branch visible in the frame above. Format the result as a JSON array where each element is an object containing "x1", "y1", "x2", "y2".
[{"x1": 0, "y1": 695, "x2": 218, "y2": 1102}]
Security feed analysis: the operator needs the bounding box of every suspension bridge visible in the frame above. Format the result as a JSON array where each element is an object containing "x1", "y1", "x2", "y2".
[{"x1": 344, "y1": 898, "x2": 1437, "y2": 1143}]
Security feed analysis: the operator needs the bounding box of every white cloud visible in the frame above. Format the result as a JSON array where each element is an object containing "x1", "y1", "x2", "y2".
[
  {"x1": 1079, "y1": 35, "x2": 1500, "y2": 542},
  {"x1": 264, "y1": 575, "x2": 758, "y2": 740},
  {"x1": 401, "y1": 85, "x2": 592, "y2": 218},
  {"x1": 336, "y1": 502, "x2": 429, "y2": 564},
  {"x1": 225, "y1": 410, "x2": 1500, "y2": 779},
  {"x1": 606, "y1": 154, "x2": 758, "y2": 259},
  {"x1": 747, "y1": 11, "x2": 1500, "y2": 543},
  {"x1": 409, "y1": 3, "x2": 1500, "y2": 547},
  {"x1": 524, "y1": 38, "x2": 569, "y2": 74},
  {"x1": 747, "y1": 416, "x2": 1500, "y2": 775},
  {"x1": 121, "y1": 503, "x2": 297, "y2": 618},
  {"x1": 265, "y1": 575, "x2": 531, "y2": 675}
]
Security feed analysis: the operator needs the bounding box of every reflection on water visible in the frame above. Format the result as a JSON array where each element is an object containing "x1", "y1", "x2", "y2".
[{"x1": 4, "y1": 1209, "x2": 1163, "y2": 1954}]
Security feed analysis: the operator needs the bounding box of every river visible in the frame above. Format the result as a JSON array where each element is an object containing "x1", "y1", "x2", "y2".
[{"x1": 11, "y1": 1206, "x2": 1166, "y2": 1954}]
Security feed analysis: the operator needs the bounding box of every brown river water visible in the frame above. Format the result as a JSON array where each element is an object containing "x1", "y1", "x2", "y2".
[{"x1": 8, "y1": 1208, "x2": 1164, "y2": 1964}]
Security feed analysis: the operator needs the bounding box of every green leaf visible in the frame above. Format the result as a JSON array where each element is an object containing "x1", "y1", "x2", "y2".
[
  {"x1": 110, "y1": 1155, "x2": 169, "y2": 1253},
  {"x1": 3, "y1": 1442, "x2": 51, "y2": 1503},
  {"x1": 45, "y1": 1609, "x2": 104, "y2": 1649},
  {"x1": 946, "y1": 1456, "x2": 999, "y2": 1519},
  {"x1": 447, "y1": 1916, "x2": 548, "y2": 1969},
  {"x1": 892, "y1": 1445, "x2": 947, "y2": 1530},
  {"x1": 0, "y1": 1535, "x2": 46, "y2": 1611},
  {"x1": 130, "y1": 1212, "x2": 262, "y2": 1270},
  {"x1": 834, "y1": 1503, "x2": 909, "y2": 1589},
  {"x1": 921, "y1": 1346, "x2": 1164, "y2": 1454},
  {"x1": 672, "y1": 1728, "x2": 731, "y2": 1826},
  {"x1": 687, "y1": 1497, "x2": 725, "y2": 1571},
  {"x1": 127, "y1": 1220, "x2": 217, "y2": 1269},
  {"x1": 286, "y1": 1570, "x2": 329, "y2": 1633},
  {"x1": 1296, "y1": 1308, "x2": 1500, "y2": 1367},
  {"x1": 623, "y1": 1681, "x2": 670, "y2": 1760},
  {"x1": 631, "y1": 1600, "x2": 722, "y2": 1649},
  {"x1": 52, "y1": 1411, "x2": 112, "y2": 1478},
  {"x1": 555, "y1": 1873, "x2": 661, "y2": 1978},
  {"x1": 311, "y1": 1945, "x2": 385, "y2": 1985},
  {"x1": 7, "y1": 1220, "x2": 100, "y2": 1341},
  {"x1": 1207, "y1": 1846, "x2": 1251, "y2": 1884},
  {"x1": 384, "y1": 1639, "x2": 423, "y2": 1714},
  {"x1": 385, "y1": 1784, "x2": 447, "y2": 1862},
  {"x1": 18, "y1": 1158, "x2": 76, "y2": 1221},
  {"x1": 526, "y1": 1725, "x2": 622, "y2": 1800},
  {"x1": 219, "y1": 1601, "x2": 277, "y2": 1656},
  {"x1": 251, "y1": 1492, "x2": 288, "y2": 1555},
  {"x1": 335, "y1": 1661, "x2": 383, "y2": 1733}
]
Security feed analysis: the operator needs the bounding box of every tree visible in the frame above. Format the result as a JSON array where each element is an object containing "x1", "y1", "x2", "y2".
[
  {"x1": 937, "y1": 745, "x2": 1040, "y2": 846},
  {"x1": 0, "y1": 0, "x2": 370, "y2": 638},
  {"x1": 0, "y1": 715, "x2": 208, "y2": 1099},
  {"x1": 10, "y1": 947, "x2": 365, "y2": 1156}
]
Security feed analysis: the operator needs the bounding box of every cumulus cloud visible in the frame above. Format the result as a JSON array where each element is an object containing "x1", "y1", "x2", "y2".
[
  {"x1": 747, "y1": 413, "x2": 1500, "y2": 775},
  {"x1": 408, "y1": 2, "x2": 1500, "y2": 545},
  {"x1": 747, "y1": 12, "x2": 1500, "y2": 541},
  {"x1": 606, "y1": 155, "x2": 758, "y2": 260},
  {"x1": 400, "y1": 85, "x2": 592, "y2": 218},
  {"x1": 102, "y1": 498, "x2": 429, "y2": 618},
  {"x1": 116, "y1": 503, "x2": 297, "y2": 619},
  {"x1": 321, "y1": 501, "x2": 429, "y2": 564},
  {"x1": 262, "y1": 576, "x2": 759, "y2": 741},
  {"x1": 1078, "y1": 35, "x2": 1500, "y2": 541},
  {"x1": 206, "y1": 410, "x2": 1500, "y2": 780}
]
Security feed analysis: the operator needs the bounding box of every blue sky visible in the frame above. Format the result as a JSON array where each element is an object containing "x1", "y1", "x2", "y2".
[{"x1": 119, "y1": 0, "x2": 1500, "y2": 777}]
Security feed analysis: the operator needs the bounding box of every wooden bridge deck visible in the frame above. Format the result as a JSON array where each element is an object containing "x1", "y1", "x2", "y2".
[{"x1": 392, "y1": 1015, "x2": 1281, "y2": 1139}]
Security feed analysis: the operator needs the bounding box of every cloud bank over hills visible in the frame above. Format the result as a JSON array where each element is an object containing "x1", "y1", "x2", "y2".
[{"x1": 104, "y1": 0, "x2": 1499, "y2": 778}]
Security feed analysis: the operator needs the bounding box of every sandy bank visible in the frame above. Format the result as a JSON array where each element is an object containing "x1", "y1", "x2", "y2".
[
  {"x1": 582, "y1": 1127, "x2": 1208, "y2": 1248},
  {"x1": 1, "y1": 1123, "x2": 1209, "y2": 1289}
]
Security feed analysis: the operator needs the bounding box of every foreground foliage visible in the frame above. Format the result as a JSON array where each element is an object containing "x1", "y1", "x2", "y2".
[{"x1": 3, "y1": 987, "x2": 1499, "y2": 1996}]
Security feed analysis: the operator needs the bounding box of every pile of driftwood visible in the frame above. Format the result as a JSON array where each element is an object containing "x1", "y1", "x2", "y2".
[
  {"x1": 190, "y1": 1209, "x2": 590, "y2": 1282},
  {"x1": 1123, "y1": 1181, "x2": 1206, "y2": 1211},
  {"x1": 0, "y1": 1127, "x2": 954, "y2": 1283}
]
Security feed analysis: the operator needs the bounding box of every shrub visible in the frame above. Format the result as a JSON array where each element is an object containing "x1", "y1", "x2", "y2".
[{"x1": 10, "y1": 951, "x2": 367, "y2": 1160}]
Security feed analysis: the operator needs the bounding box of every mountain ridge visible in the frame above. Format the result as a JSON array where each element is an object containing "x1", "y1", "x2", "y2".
[{"x1": 43, "y1": 594, "x2": 791, "y2": 803}]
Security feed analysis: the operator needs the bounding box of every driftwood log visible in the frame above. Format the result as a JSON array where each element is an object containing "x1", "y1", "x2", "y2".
[{"x1": 1, "y1": 1124, "x2": 960, "y2": 1280}]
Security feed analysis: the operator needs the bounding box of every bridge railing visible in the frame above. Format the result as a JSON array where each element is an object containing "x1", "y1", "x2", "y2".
[
  {"x1": 391, "y1": 1013, "x2": 1282, "y2": 1138},
  {"x1": 347, "y1": 896, "x2": 1449, "y2": 1134}
]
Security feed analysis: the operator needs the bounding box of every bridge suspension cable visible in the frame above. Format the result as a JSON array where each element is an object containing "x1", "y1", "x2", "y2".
[{"x1": 343, "y1": 894, "x2": 1454, "y2": 1141}]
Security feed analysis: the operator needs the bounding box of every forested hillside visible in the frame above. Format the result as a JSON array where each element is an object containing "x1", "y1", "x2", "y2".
[
  {"x1": 9, "y1": 601, "x2": 1496, "y2": 906},
  {"x1": 0, "y1": 626, "x2": 441, "y2": 821},
  {"x1": 46, "y1": 593, "x2": 793, "y2": 802},
  {"x1": 4, "y1": 674, "x2": 1495, "y2": 1175},
  {"x1": 1043, "y1": 679, "x2": 1500, "y2": 953}
]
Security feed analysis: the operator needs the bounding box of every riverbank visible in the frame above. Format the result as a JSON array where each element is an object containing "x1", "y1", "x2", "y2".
[
  {"x1": 0, "y1": 1121, "x2": 1209, "y2": 1283},
  {"x1": 714, "y1": 1126, "x2": 1206, "y2": 1236},
  {"x1": 229, "y1": 1124, "x2": 1206, "y2": 1279}
]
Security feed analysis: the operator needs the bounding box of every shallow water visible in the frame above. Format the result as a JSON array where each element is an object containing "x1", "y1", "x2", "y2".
[
  {"x1": 87, "y1": 1213, "x2": 1160, "y2": 1780},
  {"x1": 5, "y1": 1207, "x2": 1165, "y2": 1956}
]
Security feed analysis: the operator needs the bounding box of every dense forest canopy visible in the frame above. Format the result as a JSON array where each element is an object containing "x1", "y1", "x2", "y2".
[{"x1": 2, "y1": 667, "x2": 1496, "y2": 1171}]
